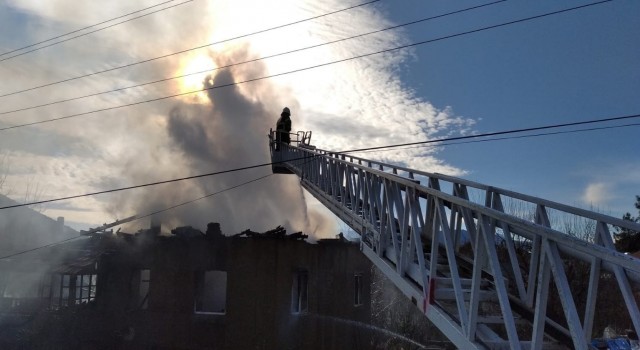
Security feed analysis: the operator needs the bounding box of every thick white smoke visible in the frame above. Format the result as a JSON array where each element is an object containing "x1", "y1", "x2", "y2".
[
  {"x1": 0, "y1": 1, "x2": 474, "y2": 232},
  {"x1": 108, "y1": 46, "x2": 337, "y2": 237}
]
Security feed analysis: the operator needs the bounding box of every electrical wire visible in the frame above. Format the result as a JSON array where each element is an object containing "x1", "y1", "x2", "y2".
[
  {"x1": 129, "y1": 173, "x2": 272, "y2": 224},
  {"x1": 1, "y1": 111, "x2": 638, "y2": 211},
  {"x1": 355, "y1": 122, "x2": 640, "y2": 154},
  {"x1": 0, "y1": 0, "x2": 507, "y2": 117},
  {"x1": 0, "y1": 119, "x2": 640, "y2": 260},
  {"x1": 0, "y1": 0, "x2": 192, "y2": 60},
  {"x1": 0, "y1": 0, "x2": 380, "y2": 98},
  {"x1": 0, "y1": 0, "x2": 613, "y2": 132},
  {"x1": 2, "y1": 120, "x2": 637, "y2": 258},
  {"x1": 331, "y1": 113, "x2": 640, "y2": 155},
  {"x1": 0, "y1": 173, "x2": 273, "y2": 260},
  {"x1": 0, "y1": 162, "x2": 280, "y2": 210},
  {"x1": 0, "y1": 236, "x2": 85, "y2": 261},
  {"x1": 0, "y1": 120, "x2": 637, "y2": 258}
]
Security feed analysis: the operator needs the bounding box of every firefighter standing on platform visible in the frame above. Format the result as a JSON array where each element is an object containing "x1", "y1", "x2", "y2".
[{"x1": 275, "y1": 107, "x2": 292, "y2": 151}]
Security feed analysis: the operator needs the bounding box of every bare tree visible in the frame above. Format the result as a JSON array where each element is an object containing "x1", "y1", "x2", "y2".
[
  {"x1": 22, "y1": 176, "x2": 46, "y2": 214},
  {"x1": 614, "y1": 195, "x2": 640, "y2": 252},
  {"x1": 370, "y1": 266, "x2": 454, "y2": 349},
  {"x1": 0, "y1": 154, "x2": 46, "y2": 213},
  {"x1": 495, "y1": 198, "x2": 635, "y2": 336}
]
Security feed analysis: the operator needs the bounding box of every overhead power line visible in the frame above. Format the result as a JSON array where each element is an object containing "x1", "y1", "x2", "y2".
[
  {"x1": 0, "y1": 236, "x2": 85, "y2": 261},
  {"x1": 129, "y1": 173, "x2": 272, "y2": 224},
  {"x1": 0, "y1": 162, "x2": 279, "y2": 210},
  {"x1": 1, "y1": 111, "x2": 638, "y2": 211},
  {"x1": 0, "y1": 0, "x2": 612, "y2": 132},
  {"x1": 0, "y1": 120, "x2": 637, "y2": 259},
  {"x1": 0, "y1": 0, "x2": 507, "y2": 117},
  {"x1": 357, "y1": 122, "x2": 640, "y2": 154},
  {"x1": 0, "y1": 0, "x2": 192, "y2": 60},
  {"x1": 332, "y1": 113, "x2": 640, "y2": 154},
  {"x1": 0, "y1": 173, "x2": 273, "y2": 260},
  {"x1": 0, "y1": 0, "x2": 380, "y2": 98}
]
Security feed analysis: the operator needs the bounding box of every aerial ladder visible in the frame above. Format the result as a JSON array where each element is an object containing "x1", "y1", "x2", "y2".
[{"x1": 269, "y1": 130, "x2": 640, "y2": 350}]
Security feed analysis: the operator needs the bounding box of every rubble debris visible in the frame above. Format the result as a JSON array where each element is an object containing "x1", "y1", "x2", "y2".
[
  {"x1": 233, "y1": 226, "x2": 308, "y2": 240},
  {"x1": 171, "y1": 226, "x2": 204, "y2": 238}
]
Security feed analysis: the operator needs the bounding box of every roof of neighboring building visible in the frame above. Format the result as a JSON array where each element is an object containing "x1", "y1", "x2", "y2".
[
  {"x1": 0, "y1": 195, "x2": 79, "y2": 264},
  {"x1": 0, "y1": 194, "x2": 78, "y2": 258}
]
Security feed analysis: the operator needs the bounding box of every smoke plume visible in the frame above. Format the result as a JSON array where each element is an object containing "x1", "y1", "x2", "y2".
[
  {"x1": 0, "y1": 0, "x2": 476, "y2": 231},
  {"x1": 116, "y1": 46, "x2": 337, "y2": 238}
]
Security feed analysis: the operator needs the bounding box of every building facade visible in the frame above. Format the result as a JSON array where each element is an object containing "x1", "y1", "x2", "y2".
[{"x1": 1, "y1": 226, "x2": 374, "y2": 349}]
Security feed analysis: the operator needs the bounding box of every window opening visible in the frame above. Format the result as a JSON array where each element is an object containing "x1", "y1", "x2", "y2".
[
  {"x1": 354, "y1": 273, "x2": 363, "y2": 306},
  {"x1": 194, "y1": 270, "x2": 227, "y2": 314},
  {"x1": 50, "y1": 273, "x2": 96, "y2": 308},
  {"x1": 139, "y1": 269, "x2": 150, "y2": 309},
  {"x1": 291, "y1": 270, "x2": 308, "y2": 313}
]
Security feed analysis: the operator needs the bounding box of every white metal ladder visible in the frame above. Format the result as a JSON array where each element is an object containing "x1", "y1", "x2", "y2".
[{"x1": 271, "y1": 141, "x2": 640, "y2": 350}]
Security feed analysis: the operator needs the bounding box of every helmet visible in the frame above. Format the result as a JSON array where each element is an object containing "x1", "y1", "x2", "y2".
[{"x1": 281, "y1": 107, "x2": 291, "y2": 116}]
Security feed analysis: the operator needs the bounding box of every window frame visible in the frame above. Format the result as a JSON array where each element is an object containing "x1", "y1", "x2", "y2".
[{"x1": 50, "y1": 273, "x2": 97, "y2": 309}]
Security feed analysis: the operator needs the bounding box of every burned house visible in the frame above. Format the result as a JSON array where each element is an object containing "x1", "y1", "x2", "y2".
[
  {"x1": 0, "y1": 224, "x2": 374, "y2": 349},
  {"x1": 0, "y1": 236, "x2": 98, "y2": 343}
]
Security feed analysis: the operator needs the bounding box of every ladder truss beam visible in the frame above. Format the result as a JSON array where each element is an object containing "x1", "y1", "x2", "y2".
[{"x1": 273, "y1": 144, "x2": 640, "y2": 350}]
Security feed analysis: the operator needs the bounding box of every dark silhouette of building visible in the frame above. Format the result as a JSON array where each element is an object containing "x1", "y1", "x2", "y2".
[
  {"x1": 0, "y1": 194, "x2": 77, "y2": 257},
  {"x1": 0, "y1": 225, "x2": 374, "y2": 349}
]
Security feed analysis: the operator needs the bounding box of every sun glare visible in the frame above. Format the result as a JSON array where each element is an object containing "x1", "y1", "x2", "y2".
[
  {"x1": 177, "y1": 55, "x2": 217, "y2": 102},
  {"x1": 200, "y1": 0, "x2": 339, "y2": 111},
  {"x1": 172, "y1": 1, "x2": 342, "y2": 108}
]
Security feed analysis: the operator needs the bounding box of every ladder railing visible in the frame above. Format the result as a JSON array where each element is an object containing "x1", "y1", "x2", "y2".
[{"x1": 273, "y1": 142, "x2": 640, "y2": 350}]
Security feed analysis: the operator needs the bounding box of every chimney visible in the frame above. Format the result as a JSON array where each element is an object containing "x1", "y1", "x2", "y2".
[
  {"x1": 206, "y1": 222, "x2": 223, "y2": 239},
  {"x1": 150, "y1": 216, "x2": 161, "y2": 236}
]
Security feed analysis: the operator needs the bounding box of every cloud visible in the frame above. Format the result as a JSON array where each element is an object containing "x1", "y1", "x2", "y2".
[
  {"x1": 581, "y1": 182, "x2": 614, "y2": 206},
  {"x1": 574, "y1": 162, "x2": 640, "y2": 216},
  {"x1": 0, "y1": 0, "x2": 475, "y2": 233}
]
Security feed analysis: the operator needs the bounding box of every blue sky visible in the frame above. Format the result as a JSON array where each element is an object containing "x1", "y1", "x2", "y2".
[
  {"x1": 382, "y1": 0, "x2": 640, "y2": 216},
  {"x1": 0, "y1": 0, "x2": 638, "y2": 234}
]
